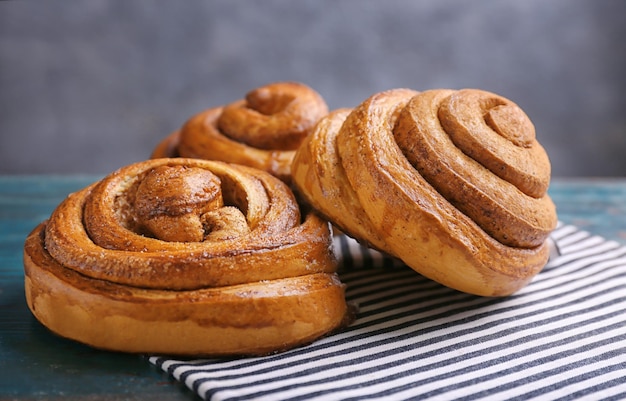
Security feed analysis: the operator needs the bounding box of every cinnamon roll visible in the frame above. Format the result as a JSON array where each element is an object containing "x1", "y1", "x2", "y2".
[
  {"x1": 292, "y1": 88, "x2": 557, "y2": 296},
  {"x1": 152, "y1": 81, "x2": 329, "y2": 183},
  {"x1": 24, "y1": 158, "x2": 346, "y2": 356}
]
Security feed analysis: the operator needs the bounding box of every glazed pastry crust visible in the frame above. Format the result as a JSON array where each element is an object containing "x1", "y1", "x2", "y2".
[
  {"x1": 292, "y1": 88, "x2": 557, "y2": 296},
  {"x1": 152, "y1": 82, "x2": 328, "y2": 183},
  {"x1": 24, "y1": 158, "x2": 346, "y2": 356},
  {"x1": 24, "y1": 230, "x2": 345, "y2": 356}
]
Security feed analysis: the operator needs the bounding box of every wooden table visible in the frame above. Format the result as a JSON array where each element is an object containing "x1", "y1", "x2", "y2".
[{"x1": 1, "y1": 176, "x2": 625, "y2": 400}]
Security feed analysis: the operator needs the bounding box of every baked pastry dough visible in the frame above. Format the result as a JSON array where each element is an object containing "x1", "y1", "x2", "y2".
[
  {"x1": 24, "y1": 158, "x2": 346, "y2": 356},
  {"x1": 152, "y1": 81, "x2": 329, "y2": 183},
  {"x1": 292, "y1": 88, "x2": 558, "y2": 296}
]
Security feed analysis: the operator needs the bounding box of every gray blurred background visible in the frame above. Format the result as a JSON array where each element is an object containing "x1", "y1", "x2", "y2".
[{"x1": 1, "y1": 0, "x2": 625, "y2": 177}]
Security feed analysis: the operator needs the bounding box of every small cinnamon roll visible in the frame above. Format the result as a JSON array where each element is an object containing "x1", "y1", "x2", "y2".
[{"x1": 24, "y1": 158, "x2": 346, "y2": 356}]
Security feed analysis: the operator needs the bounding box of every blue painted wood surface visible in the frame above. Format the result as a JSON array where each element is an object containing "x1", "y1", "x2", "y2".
[
  {"x1": 549, "y1": 178, "x2": 626, "y2": 244},
  {"x1": 1, "y1": 176, "x2": 624, "y2": 400}
]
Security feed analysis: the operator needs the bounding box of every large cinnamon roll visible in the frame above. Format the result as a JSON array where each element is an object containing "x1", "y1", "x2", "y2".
[
  {"x1": 152, "y1": 81, "x2": 329, "y2": 183},
  {"x1": 24, "y1": 158, "x2": 346, "y2": 356},
  {"x1": 292, "y1": 88, "x2": 557, "y2": 296}
]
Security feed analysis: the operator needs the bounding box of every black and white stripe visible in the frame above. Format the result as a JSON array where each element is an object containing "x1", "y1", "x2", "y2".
[{"x1": 150, "y1": 224, "x2": 626, "y2": 400}]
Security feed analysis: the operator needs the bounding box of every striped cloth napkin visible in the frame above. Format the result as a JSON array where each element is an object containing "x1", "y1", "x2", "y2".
[{"x1": 150, "y1": 223, "x2": 626, "y2": 400}]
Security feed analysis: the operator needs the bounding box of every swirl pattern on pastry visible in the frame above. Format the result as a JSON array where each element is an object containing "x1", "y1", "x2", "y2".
[
  {"x1": 151, "y1": 82, "x2": 329, "y2": 183},
  {"x1": 24, "y1": 158, "x2": 346, "y2": 356},
  {"x1": 292, "y1": 88, "x2": 557, "y2": 296}
]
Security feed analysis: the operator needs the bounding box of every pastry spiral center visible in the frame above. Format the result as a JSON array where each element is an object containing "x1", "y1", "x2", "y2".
[
  {"x1": 216, "y1": 82, "x2": 328, "y2": 151},
  {"x1": 246, "y1": 87, "x2": 295, "y2": 116},
  {"x1": 134, "y1": 165, "x2": 247, "y2": 242},
  {"x1": 483, "y1": 103, "x2": 535, "y2": 148}
]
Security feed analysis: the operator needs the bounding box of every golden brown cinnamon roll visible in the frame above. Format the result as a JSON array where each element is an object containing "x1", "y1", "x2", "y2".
[
  {"x1": 24, "y1": 158, "x2": 346, "y2": 356},
  {"x1": 292, "y1": 88, "x2": 557, "y2": 296},
  {"x1": 152, "y1": 81, "x2": 329, "y2": 183}
]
